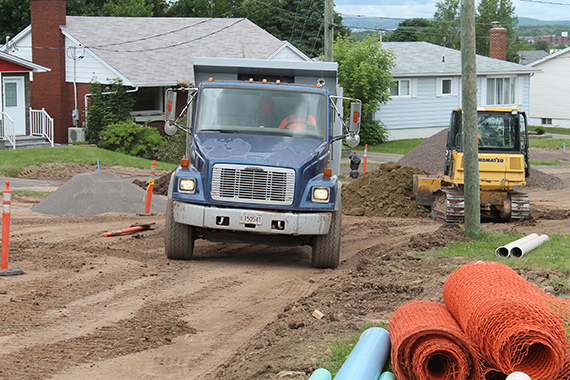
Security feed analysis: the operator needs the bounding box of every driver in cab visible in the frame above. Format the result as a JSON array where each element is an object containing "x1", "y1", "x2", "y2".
[{"x1": 279, "y1": 103, "x2": 317, "y2": 130}]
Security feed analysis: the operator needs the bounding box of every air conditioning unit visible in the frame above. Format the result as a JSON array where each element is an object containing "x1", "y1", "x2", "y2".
[{"x1": 68, "y1": 127, "x2": 85, "y2": 143}]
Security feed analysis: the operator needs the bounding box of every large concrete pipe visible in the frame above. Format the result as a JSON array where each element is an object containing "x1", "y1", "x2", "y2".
[
  {"x1": 510, "y1": 234, "x2": 549, "y2": 258},
  {"x1": 334, "y1": 327, "x2": 390, "y2": 380},
  {"x1": 495, "y1": 233, "x2": 538, "y2": 258}
]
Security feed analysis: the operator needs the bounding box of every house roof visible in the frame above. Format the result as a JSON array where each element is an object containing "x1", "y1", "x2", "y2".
[
  {"x1": 528, "y1": 46, "x2": 570, "y2": 67},
  {"x1": 62, "y1": 16, "x2": 310, "y2": 86},
  {"x1": 382, "y1": 41, "x2": 539, "y2": 77},
  {"x1": 0, "y1": 50, "x2": 50, "y2": 72},
  {"x1": 518, "y1": 50, "x2": 549, "y2": 65}
]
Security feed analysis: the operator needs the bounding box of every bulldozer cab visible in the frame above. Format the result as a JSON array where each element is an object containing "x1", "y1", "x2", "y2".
[{"x1": 444, "y1": 108, "x2": 530, "y2": 177}]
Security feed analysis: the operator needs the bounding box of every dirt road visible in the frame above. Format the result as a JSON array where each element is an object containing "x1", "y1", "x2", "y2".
[{"x1": 1, "y1": 157, "x2": 569, "y2": 380}]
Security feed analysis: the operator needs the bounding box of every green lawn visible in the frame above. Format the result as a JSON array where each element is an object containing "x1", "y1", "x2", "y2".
[{"x1": 0, "y1": 146, "x2": 177, "y2": 177}]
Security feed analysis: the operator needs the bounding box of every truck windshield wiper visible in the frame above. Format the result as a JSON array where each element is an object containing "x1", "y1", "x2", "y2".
[{"x1": 199, "y1": 129, "x2": 237, "y2": 133}]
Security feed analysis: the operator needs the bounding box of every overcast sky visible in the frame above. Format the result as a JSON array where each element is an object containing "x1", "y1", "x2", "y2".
[{"x1": 334, "y1": 0, "x2": 570, "y2": 23}]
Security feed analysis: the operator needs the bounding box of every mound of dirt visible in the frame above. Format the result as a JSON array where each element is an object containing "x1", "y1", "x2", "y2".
[
  {"x1": 133, "y1": 171, "x2": 173, "y2": 195},
  {"x1": 31, "y1": 170, "x2": 167, "y2": 216},
  {"x1": 342, "y1": 162, "x2": 431, "y2": 218},
  {"x1": 398, "y1": 129, "x2": 567, "y2": 190}
]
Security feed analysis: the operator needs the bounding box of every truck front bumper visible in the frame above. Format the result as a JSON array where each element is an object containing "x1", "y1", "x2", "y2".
[{"x1": 173, "y1": 201, "x2": 331, "y2": 235}]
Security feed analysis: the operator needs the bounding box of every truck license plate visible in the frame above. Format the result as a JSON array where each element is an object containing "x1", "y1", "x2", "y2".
[{"x1": 240, "y1": 213, "x2": 262, "y2": 225}]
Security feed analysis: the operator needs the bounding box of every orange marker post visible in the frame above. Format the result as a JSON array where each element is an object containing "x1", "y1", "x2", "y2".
[
  {"x1": 363, "y1": 144, "x2": 368, "y2": 173},
  {"x1": 141, "y1": 160, "x2": 157, "y2": 216},
  {"x1": 1, "y1": 181, "x2": 23, "y2": 276}
]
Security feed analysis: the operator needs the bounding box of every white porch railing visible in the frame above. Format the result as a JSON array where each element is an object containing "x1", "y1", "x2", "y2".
[
  {"x1": 29, "y1": 108, "x2": 54, "y2": 147},
  {"x1": 0, "y1": 111, "x2": 16, "y2": 149}
]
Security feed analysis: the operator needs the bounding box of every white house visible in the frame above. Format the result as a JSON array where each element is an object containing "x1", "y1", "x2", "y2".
[
  {"x1": 376, "y1": 41, "x2": 540, "y2": 140},
  {"x1": 0, "y1": 0, "x2": 312, "y2": 145},
  {"x1": 527, "y1": 46, "x2": 570, "y2": 128}
]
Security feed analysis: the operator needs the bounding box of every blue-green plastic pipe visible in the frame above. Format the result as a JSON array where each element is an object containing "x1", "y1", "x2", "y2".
[
  {"x1": 308, "y1": 368, "x2": 332, "y2": 380},
  {"x1": 379, "y1": 371, "x2": 395, "y2": 380},
  {"x1": 333, "y1": 327, "x2": 391, "y2": 380}
]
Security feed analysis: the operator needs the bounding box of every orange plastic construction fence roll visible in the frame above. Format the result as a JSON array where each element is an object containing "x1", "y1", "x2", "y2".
[
  {"x1": 389, "y1": 300, "x2": 481, "y2": 380},
  {"x1": 442, "y1": 261, "x2": 567, "y2": 380}
]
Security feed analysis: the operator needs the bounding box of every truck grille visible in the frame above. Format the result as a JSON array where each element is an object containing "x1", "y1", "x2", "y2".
[{"x1": 211, "y1": 164, "x2": 295, "y2": 206}]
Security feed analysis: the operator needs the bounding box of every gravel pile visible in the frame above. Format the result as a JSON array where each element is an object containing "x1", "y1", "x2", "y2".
[
  {"x1": 32, "y1": 171, "x2": 167, "y2": 217},
  {"x1": 398, "y1": 129, "x2": 566, "y2": 190}
]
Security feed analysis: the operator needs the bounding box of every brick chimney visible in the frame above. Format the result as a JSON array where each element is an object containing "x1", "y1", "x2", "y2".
[
  {"x1": 489, "y1": 23, "x2": 507, "y2": 61},
  {"x1": 30, "y1": 0, "x2": 69, "y2": 143}
]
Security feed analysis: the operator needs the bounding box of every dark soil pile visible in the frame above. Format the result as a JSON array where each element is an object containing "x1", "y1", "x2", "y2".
[
  {"x1": 342, "y1": 162, "x2": 431, "y2": 218},
  {"x1": 408, "y1": 224, "x2": 471, "y2": 252},
  {"x1": 133, "y1": 171, "x2": 173, "y2": 195},
  {"x1": 398, "y1": 129, "x2": 567, "y2": 190}
]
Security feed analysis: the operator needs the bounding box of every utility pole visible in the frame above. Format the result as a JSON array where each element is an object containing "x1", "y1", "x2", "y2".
[
  {"x1": 324, "y1": 0, "x2": 333, "y2": 61},
  {"x1": 461, "y1": 0, "x2": 481, "y2": 237}
]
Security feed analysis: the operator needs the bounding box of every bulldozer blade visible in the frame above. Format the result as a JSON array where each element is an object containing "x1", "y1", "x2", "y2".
[{"x1": 413, "y1": 174, "x2": 442, "y2": 206}]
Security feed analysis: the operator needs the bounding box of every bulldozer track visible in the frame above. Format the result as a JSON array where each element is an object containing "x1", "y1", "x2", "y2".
[
  {"x1": 510, "y1": 189, "x2": 530, "y2": 220},
  {"x1": 432, "y1": 189, "x2": 465, "y2": 223}
]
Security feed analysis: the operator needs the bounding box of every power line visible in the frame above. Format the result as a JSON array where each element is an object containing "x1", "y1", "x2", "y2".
[{"x1": 520, "y1": 0, "x2": 570, "y2": 5}]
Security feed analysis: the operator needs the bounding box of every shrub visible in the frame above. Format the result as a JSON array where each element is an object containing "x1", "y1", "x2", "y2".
[
  {"x1": 157, "y1": 133, "x2": 187, "y2": 163},
  {"x1": 536, "y1": 126, "x2": 547, "y2": 135},
  {"x1": 98, "y1": 121, "x2": 163, "y2": 159}
]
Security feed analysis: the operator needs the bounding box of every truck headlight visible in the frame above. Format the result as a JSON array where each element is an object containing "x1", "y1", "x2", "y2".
[
  {"x1": 178, "y1": 178, "x2": 196, "y2": 193},
  {"x1": 312, "y1": 187, "x2": 330, "y2": 203}
]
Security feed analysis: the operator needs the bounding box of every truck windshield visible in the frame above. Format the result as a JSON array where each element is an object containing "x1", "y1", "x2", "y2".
[
  {"x1": 195, "y1": 87, "x2": 327, "y2": 140},
  {"x1": 477, "y1": 112, "x2": 518, "y2": 149}
]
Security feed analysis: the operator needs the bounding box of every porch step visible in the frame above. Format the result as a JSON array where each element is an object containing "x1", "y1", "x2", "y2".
[{"x1": 0, "y1": 135, "x2": 52, "y2": 150}]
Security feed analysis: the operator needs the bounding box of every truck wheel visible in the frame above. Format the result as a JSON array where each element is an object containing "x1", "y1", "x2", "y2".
[
  {"x1": 164, "y1": 199, "x2": 194, "y2": 260},
  {"x1": 312, "y1": 208, "x2": 341, "y2": 269}
]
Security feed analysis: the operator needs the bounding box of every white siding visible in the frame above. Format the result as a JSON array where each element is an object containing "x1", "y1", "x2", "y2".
[
  {"x1": 375, "y1": 76, "x2": 461, "y2": 140},
  {"x1": 529, "y1": 50, "x2": 570, "y2": 127},
  {"x1": 3, "y1": 33, "x2": 33, "y2": 62},
  {"x1": 269, "y1": 47, "x2": 307, "y2": 61},
  {"x1": 377, "y1": 74, "x2": 531, "y2": 140},
  {"x1": 65, "y1": 39, "x2": 127, "y2": 85}
]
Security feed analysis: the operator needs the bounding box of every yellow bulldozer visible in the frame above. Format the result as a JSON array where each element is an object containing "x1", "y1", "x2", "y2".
[{"x1": 414, "y1": 107, "x2": 530, "y2": 223}]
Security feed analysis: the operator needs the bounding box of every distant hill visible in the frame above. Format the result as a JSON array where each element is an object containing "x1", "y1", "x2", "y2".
[
  {"x1": 341, "y1": 16, "x2": 570, "y2": 30},
  {"x1": 518, "y1": 17, "x2": 570, "y2": 26}
]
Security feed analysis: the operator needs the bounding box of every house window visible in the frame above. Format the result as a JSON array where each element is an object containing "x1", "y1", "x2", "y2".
[
  {"x1": 390, "y1": 79, "x2": 410, "y2": 97},
  {"x1": 4, "y1": 82, "x2": 18, "y2": 107},
  {"x1": 541, "y1": 118, "x2": 552, "y2": 125},
  {"x1": 486, "y1": 77, "x2": 516, "y2": 105},
  {"x1": 442, "y1": 79, "x2": 452, "y2": 95}
]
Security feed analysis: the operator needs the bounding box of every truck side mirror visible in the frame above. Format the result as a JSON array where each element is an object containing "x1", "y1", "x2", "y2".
[
  {"x1": 349, "y1": 102, "x2": 361, "y2": 133},
  {"x1": 164, "y1": 90, "x2": 177, "y2": 122}
]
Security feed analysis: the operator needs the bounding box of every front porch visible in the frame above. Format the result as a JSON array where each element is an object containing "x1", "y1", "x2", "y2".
[{"x1": 0, "y1": 108, "x2": 54, "y2": 150}]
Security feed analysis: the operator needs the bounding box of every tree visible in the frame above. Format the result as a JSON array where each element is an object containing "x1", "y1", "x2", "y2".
[
  {"x1": 534, "y1": 39, "x2": 549, "y2": 52},
  {"x1": 475, "y1": 0, "x2": 518, "y2": 61},
  {"x1": 427, "y1": 0, "x2": 461, "y2": 49},
  {"x1": 389, "y1": 18, "x2": 430, "y2": 42},
  {"x1": 0, "y1": 0, "x2": 30, "y2": 44},
  {"x1": 100, "y1": 0, "x2": 153, "y2": 17},
  {"x1": 334, "y1": 35, "x2": 395, "y2": 145},
  {"x1": 86, "y1": 79, "x2": 135, "y2": 144}
]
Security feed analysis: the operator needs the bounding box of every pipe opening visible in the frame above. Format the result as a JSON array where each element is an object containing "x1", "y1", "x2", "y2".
[
  {"x1": 426, "y1": 354, "x2": 451, "y2": 379},
  {"x1": 510, "y1": 247, "x2": 523, "y2": 258},
  {"x1": 496, "y1": 247, "x2": 509, "y2": 257},
  {"x1": 485, "y1": 370, "x2": 507, "y2": 380}
]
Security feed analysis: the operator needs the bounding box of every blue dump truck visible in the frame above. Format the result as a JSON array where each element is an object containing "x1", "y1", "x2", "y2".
[{"x1": 162, "y1": 58, "x2": 361, "y2": 269}]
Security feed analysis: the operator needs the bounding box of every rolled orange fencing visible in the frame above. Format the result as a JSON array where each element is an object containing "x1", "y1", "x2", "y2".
[
  {"x1": 389, "y1": 300, "x2": 481, "y2": 380},
  {"x1": 442, "y1": 261, "x2": 567, "y2": 380}
]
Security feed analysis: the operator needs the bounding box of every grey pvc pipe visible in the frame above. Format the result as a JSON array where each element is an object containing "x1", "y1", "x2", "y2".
[
  {"x1": 495, "y1": 233, "x2": 539, "y2": 258},
  {"x1": 510, "y1": 234, "x2": 549, "y2": 258}
]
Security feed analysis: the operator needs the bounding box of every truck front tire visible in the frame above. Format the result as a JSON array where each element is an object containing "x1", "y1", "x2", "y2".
[
  {"x1": 165, "y1": 199, "x2": 195, "y2": 260},
  {"x1": 311, "y1": 208, "x2": 341, "y2": 269}
]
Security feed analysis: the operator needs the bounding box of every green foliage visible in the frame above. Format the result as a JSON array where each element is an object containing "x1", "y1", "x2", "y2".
[
  {"x1": 529, "y1": 126, "x2": 570, "y2": 135},
  {"x1": 533, "y1": 40, "x2": 549, "y2": 52},
  {"x1": 98, "y1": 121, "x2": 164, "y2": 159},
  {"x1": 475, "y1": 0, "x2": 519, "y2": 61},
  {"x1": 388, "y1": 18, "x2": 430, "y2": 42},
  {"x1": 86, "y1": 79, "x2": 135, "y2": 144},
  {"x1": 156, "y1": 133, "x2": 187, "y2": 163},
  {"x1": 0, "y1": 0, "x2": 30, "y2": 43},
  {"x1": 427, "y1": 0, "x2": 461, "y2": 49},
  {"x1": 529, "y1": 138, "x2": 570, "y2": 149},
  {"x1": 334, "y1": 36, "x2": 395, "y2": 145},
  {"x1": 100, "y1": 0, "x2": 153, "y2": 17},
  {"x1": 535, "y1": 126, "x2": 547, "y2": 135},
  {"x1": 353, "y1": 138, "x2": 425, "y2": 154}
]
